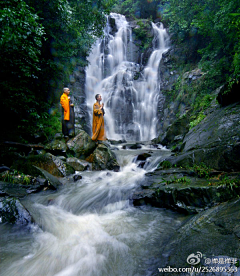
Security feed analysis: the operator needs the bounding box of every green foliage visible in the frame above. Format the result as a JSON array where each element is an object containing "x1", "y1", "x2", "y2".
[
  {"x1": 189, "y1": 163, "x2": 212, "y2": 178},
  {"x1": 132, "y1": 19, "x2": 153, "y2": 51},
  {"x1": 1, "y1": 170, "x2": 31, "y2": 185},
  {"x1": 218, "y1": 176, "x2": 240, "y2": 190},
  {"x1": 0, "y1": 0, "x2": 116, "y2": 142},
  {"x1": 159, "y1": 160, "x2": 172, "y2": 169},
  {"x1": 0, "y1": 0, "x2": 45, "y2": 141},
  {"x1": 17, "y1": 108, "x2": 62, "y2": 142},
  {"x1": 163, "y1": 0, "x2": 240, "y2": 88},
  {"x1": 209, "y1": 175, "x2": 240, "y2": 193},
  {"x1": 0, "y1": 0, "x2": 44, "y2": 79},
  {"x1": 37, "y1": 110, "x2": 62, "y2": 141},
  {"x1": 189, "y1": 112, "x2": 206, "y2": 129},
  {"x1": 160, "y1": 175, "x2": 191, "y2": 185}
]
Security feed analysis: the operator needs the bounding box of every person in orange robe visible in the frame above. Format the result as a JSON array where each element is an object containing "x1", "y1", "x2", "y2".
[
  {"x1": 60, "y1": 87, "x2": 75, "y2": 137},
  {"x1": 92, "y1": 94, "x2": 106, "y2": 142}
]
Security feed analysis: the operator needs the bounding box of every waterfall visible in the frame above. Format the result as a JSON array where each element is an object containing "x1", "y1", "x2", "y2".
[{"x1": 85, "y1": 13, "x2": 169, "y2": 141}]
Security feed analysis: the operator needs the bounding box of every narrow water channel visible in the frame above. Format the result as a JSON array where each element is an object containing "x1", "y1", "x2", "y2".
[{"x1": 0, "y1": 146, "x2": 187, "y2": 276}]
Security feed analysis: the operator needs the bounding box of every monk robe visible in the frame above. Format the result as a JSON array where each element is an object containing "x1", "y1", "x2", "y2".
[
  {"x1": 92, "y1": 102, "x2": 106, "y2": 141},
  {"x1": 60, "y1": 93, "x2": 75, "y2": 137}
]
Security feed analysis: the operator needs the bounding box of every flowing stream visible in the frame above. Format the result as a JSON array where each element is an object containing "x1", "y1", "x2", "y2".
[{"x1": 0, "y1": 147, "x2": 187, "y2": 276}]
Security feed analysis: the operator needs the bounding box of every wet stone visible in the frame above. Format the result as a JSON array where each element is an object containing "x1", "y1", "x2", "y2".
[
  {"x1": 73, "y1": 175, "x2": 82, "y2": 182},
  {"x1": 0, "y1": 197, "x2": 33, "y2": 225}
]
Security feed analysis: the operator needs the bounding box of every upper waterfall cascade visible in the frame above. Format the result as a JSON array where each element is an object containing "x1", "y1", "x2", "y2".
[{"x1": 86, "y1": 13, "x2": 169, "y2": 141}]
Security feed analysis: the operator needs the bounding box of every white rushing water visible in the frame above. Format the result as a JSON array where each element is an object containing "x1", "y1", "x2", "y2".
[
  {"x1": 0, "y1": 147, "x2": 185, "y2": 276},
  {"x1": 85, "y1": 13, "x2": 169, "y2": 141}
]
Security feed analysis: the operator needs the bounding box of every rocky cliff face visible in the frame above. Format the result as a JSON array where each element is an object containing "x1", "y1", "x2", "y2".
[{"x1": 67, "y1": 66, "x2": 91, "y2": 135}]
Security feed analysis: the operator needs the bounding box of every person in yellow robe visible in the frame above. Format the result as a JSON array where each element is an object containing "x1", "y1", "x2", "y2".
[
  {"x1": 60, "y1": 87, "x2": 75, "y2": 137},
  {"x1": 92, "y1": 94, "x2": 106, "y2": 142}
]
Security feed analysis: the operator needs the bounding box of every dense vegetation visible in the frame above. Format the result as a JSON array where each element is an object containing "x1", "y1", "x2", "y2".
[
  {"x1": 115, "y1": 0, "x2": 240, "y2": 87},
  {"x1": 0, "y1": 0, "x2": 115, "y2": 142},
  {"x1": 1, "y1": 0, "x2": 239, "y2": 142}
]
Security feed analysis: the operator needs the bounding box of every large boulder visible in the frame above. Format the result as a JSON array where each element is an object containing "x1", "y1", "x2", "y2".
[
  {"x1": 66, "y1": 157, "x2": 91, "y2": 171},
  {"x1": 132, "y1": 167, "x2": 240, "y2": 214},
  {"x1": 167, "y1": 102, "x2": 240, "y2": 171},
  {"x1": 0, "y1": 197, "x2": 33, "y2": 225},
  {"x1": 92, "y1": 144, "x2": 120, "y2": 171},
  {"x1": 157, "y1": 113, "x2": 190, "y2": 147},
  {"x1": 33, "y1": 166, "x2": 63, "y2": 189},
  {"x1": 166, "y1": 144, "x2": 240, "y2": 172},
  {"x1": 12, "y1": 153, "x2": 75, "y2": 177},
  {"x1": 67, "y1": 130, "x2": 96, "y2": 159},
  {"x1": 44, "y1": 135, "x2": 67, "y2": 156},
  {"x1": 159, "y1": 199, "x2": 240, "y2": 273}
]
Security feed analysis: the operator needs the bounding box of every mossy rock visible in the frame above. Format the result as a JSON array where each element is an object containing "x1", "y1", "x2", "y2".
[
  {"x1": 67, "y1": 130, "x2": 96, "y2": 159},
  {"x1": 12, "y1": 153, "x2": 75, "y2": 177},
  {"x1": 0, "y1": 197, "x2": 33, "y2": 225},
  {"x1": 92, "y1": 144, "x2": 120, "y2": 171}
]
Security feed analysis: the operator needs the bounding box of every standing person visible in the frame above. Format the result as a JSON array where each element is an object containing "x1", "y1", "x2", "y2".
[
  {"x1": 60, "y1": 87, "x2": 75, "y2": 138},
  {"x1": 92, "y1": 94, "x2": 106, "y2": 142}
]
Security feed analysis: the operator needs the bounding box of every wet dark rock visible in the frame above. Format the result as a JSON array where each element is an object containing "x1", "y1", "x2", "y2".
[
  {"x1": 122, "y1": 143, "x2": 142, "y2": 149},
  {"x1": 135, "y1": 153, "x2": 151, "y2": 161},
  {"x1": 132, "y1": 168, "x2": 240, "y2": 214},
  {"x1": 160, "y1": 199, "x2": 240, "y2": 273},
  {"x1": 66, "y1": 157, "x2": 89, "y2": 171},
  {"x1": 12, "y1": 153, "x2": 75, "y2": 177},
  {"x1": 156, "y1": 114, "x2": 190, "y2": 148},
  {"x1": 67, "y1": 158, "x2": 91, "y2": 171},
  {"x1": 44, "y1": 138, "x2": 67, "y2": 156},
  {"x1": 0, "y1": 174, "x2": 56, "y2": 197},
  {"x1": 137, "y1": 161, "x2": 150, "y2": 168},
  {"x1": 109, "y1": 16, "x2": 117, "y2": 35},
  {"x1": 133, "y1": 153, "x2": 151, "y2": 168},
  {"x1": 73, "y1": 174, "x2": 82, "y2": 182},
  {"x1": 33, "y1": 166, "x2": 63, "y2": 189},
  {"x1": 92, "y1": 144, "x2": 120, "y2": 171},
  {"x1": 110, "y1": 146, "x2": 119, "y2": 151},
  {"x1": 164, "y1": 103, "x2": 240, "y2": 172},
  {"x1": 109, "y1": 139, "x2": 127, "y2": 145},
  {"x1": 0, "y1": 181, "x2": 29, "y2": 198},
  {"x1": 67, "y1": 130, "x2": 96, "y2": 159},
  {"x1": 183, "y1": 104, "x2": 240, "y2": 153},
  {"x1": 0, "y1": 197, "x2": 33, "y2": 225},
  {"x1": 26, "y1": 177, "x2": 49, "y2": 193},
  {"x1": 217, "y1": 82, "x2": 240, "y2": 106},
  {"x1": 166, "y1": 143, "x2": 240, "y2": 172}
]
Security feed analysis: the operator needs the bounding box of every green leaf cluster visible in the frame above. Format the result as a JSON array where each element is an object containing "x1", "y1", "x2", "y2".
[
  {"x1": 160, "y1": 175, "x2": 191, "y2": 185},
  {"x1": 190, "y1": 163, "x2": 212, "y2": 178},
  {"x1": 0, "y1": 0, "x2": 115, "y2": 142},
  {"x1": 163, "y1": 0, "x2": 240, "y2": 87}
]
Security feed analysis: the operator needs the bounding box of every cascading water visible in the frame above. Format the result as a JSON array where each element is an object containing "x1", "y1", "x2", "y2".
[
  {"x1": 85, "y1": 13, "x2": 169, "y2": 141},
  {"x1": 0, "y1": 147, "x2": 185, "y2": 276}
]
